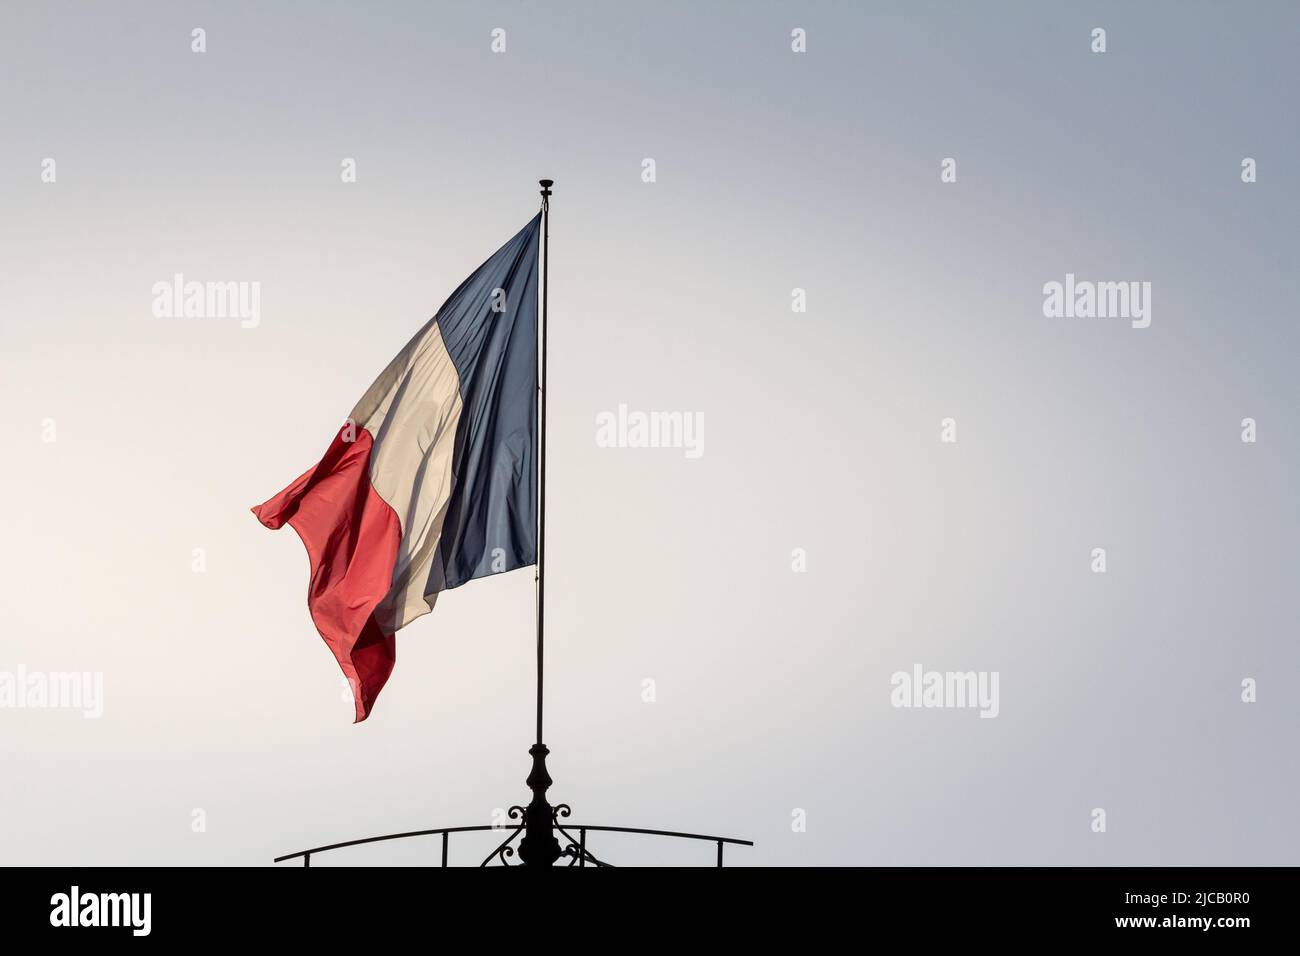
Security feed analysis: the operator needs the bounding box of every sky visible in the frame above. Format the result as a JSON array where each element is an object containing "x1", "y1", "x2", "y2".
[{"x1": 1, "y1": 1, "x2": 1297, "y2": 866}]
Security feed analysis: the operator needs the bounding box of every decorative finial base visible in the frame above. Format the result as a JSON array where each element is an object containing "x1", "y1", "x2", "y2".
[{"x1": 517, "y1": 743, "x2": 561, "y2": 866}]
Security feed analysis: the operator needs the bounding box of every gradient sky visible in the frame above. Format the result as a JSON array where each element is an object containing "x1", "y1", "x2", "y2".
[{"x1": 2, "y1": 1, "x2": 1297, "y2": 865}]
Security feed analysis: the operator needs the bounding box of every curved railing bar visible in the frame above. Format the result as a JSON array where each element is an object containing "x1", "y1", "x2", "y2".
[
  {"x1": 273, "y1": 825, "x2": 501, "y2": 863},
  {"x1": 556, "y1": 825, "x2": 753, "y2": 846},
  {"x1": 274, "y1": 823, "x2": 752, "y2": 864}
]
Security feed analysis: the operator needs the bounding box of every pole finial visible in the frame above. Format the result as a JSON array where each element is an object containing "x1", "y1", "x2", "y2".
[{"x1": 539, "y1": 179, "x2": 553, "y2": 196}]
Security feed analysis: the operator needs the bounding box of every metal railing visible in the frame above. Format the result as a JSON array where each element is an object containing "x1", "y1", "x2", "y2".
[{"x1": 274, "y1": 820, "x2": 753, "y2": 867}]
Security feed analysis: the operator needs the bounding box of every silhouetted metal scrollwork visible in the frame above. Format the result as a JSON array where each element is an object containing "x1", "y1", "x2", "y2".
[
  {"x1": 552, "y1": 805, "x2": 612, "y2": 866},
  {"x1": 479, "y1": 806, "x2": 528, "y2": 867}
]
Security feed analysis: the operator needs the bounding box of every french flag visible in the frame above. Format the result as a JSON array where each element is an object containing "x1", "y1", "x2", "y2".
[{"x1": 253, "y1": 215, "x2": 541, "y2": 720}]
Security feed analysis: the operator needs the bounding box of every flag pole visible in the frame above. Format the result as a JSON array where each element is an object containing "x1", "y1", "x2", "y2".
[
  {"x1": 520, "y1": 178, "x2": 560, "y2": 866},
  {"x1": 536, "y1": 178, "x2": 551, "y2": 747}
]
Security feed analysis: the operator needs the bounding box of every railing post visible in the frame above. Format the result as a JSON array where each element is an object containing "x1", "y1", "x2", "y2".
[
  {"x1": 304, "y1": 853, "x2": 311, "y2": 868},
  {"x1": 716, "y1": 841, "x2": 723, "y2": 867},
  {"x1": 579, "y1": 828, "x2": 587, "y2": 867},
  {"x1": 441, "y1": 832, "x2": 449, "y2": 867}
]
